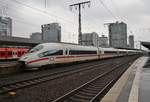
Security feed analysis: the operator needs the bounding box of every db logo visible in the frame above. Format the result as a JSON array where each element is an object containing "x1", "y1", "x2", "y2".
[{"x1": 49, "y1": 57, "x2": 54, "y2": 61}]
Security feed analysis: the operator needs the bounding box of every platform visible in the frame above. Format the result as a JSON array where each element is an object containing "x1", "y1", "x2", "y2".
[
  {"x1": 0, "y1": 62, "x2": 19, "y2": 75},
  {"x1": 101, "y1": 56, "x2": 149, "y2": 102},
  {"x1": 0, "y1": 61, "x2": 17, "y2": 67}
]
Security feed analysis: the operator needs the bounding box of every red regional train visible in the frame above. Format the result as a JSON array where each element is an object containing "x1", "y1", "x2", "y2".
[{"x1": 0, "y1": 47, "x2": 29, "y2": 60}]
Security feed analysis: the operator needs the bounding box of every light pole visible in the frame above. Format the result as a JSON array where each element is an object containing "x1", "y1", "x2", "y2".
[{"x1": 69, "y1": 1, "x2": 91, "y2": 45}]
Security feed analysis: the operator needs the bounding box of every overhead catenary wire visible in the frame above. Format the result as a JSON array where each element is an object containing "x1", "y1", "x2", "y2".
[
  {"x1": 11, "y1": 0, "x2": 79, "y2": 27},
  {"x1": 97, "y1": 0, "x2": 135, "y2": 37},
  {"x1": 98, "y1": 0, "x2": 117, "y2": 20},
  {"x1": 69, "y1": 0, "x2": 106, "y2": 34},
  {"x1": 0, "y1": 0, "x2": 84, "y2": 42},
  {"x1": 1, "y1": 0, "x2": 131, "y2": 39},
  {"x1": 12, "y1": 0, "x2": 103, "y2": 34},
  {"x1": 9, "y1": 0, "x2": 100, "y2": 33},
  {"x1": 0, "y1": 2, "x2": 40, "y2": 29},
  {"x1": 108, "y1": 0, "x2": 134, "y2": 35},
  {"x1": 0, "y1": 0, "x2": 80, "y2": 32}
]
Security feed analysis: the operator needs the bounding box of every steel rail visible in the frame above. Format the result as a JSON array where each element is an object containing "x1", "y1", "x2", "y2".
[
  {"x1": 0, "y1": 60, "x2": 117, "y2": 94},
  {"x1": 52, "y1": 58, "x2": 134, "y2": 102}
]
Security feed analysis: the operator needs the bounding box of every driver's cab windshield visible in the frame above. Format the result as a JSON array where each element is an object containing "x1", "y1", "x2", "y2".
[{"x1": 29, "y1": 45, "x2": 44, "y2": 53}]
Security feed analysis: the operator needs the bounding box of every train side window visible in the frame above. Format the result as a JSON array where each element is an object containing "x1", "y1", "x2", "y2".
[
  {"x1": 104, "y1": 51, "x2": 117, "y2": 54},
  {"x1": 1, "y1": 51, "x2": 4, "y2": 56},
  {"x1": 18, "y1": 51, "x2": 21, "y2": 56},
  {"x1": 29, "y1": 45, "x2": 43, "y2": 53},
  {"x1": 8, "y1": 51, "x2": 12, "y2": 56},
  {"x1": 69, "y1": 50, "x2": 97, "y2": 55},
  {"x1": 38, "y1": 50, "x2": 63, "y2": 57}
]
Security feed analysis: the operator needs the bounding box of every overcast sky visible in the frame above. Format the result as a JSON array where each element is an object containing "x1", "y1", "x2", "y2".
[{"x1": 0, "y1": 0, "x2": 150, "y2": 48}]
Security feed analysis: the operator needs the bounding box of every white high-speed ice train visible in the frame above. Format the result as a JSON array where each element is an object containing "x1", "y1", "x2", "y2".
[{"x1": 19, "y1": 42, "x2": 141, "y2": 70}]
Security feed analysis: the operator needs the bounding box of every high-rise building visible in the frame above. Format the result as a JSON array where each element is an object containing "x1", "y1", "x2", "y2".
[
  {"x1": 0, "y1": 16, "x2": 12, "y2": 36},
  {"x1": 108, "y1": 21, "x2": 127, "y2": 48},
  {"x1": 98, "y1": 35, "x2": 109, "y2": 47},
  {"x1": 81, "y1": 32, "x2": 99, "y2": 46},
  {"x1": 129, "y1": 35, "x2": 134, "y2": 48},
  {"x1": 41, "y1": 23, "x2": 61, "y2": 42},
  {"x1": 30, "y1": 32, "x2": 42, "y2": 41}
]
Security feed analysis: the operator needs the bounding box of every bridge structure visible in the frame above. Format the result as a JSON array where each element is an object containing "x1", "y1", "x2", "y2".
[
  {"x1": 0, "y1": 36, "x2": 43, "y2": 47},
  {"x1": 141, "y1": 41, "x2": 150, "y2": 50},
  {"x1": 141, "y1": 41, "x2": 150, "y2": 55},
  {"x1": 1, "y1": 35, "x2": 150, "y2": 50}
]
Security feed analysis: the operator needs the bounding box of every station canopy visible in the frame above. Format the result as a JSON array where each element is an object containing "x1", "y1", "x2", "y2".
[{"x1": 141, "y1": 41, "x2": 150, "y2": 50}]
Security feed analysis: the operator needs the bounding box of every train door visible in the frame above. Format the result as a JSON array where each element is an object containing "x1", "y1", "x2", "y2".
[
  {"x1": 12, "y1": 50, "x2": 17, "y2": 59},
  {"x1": 66, "y1": 48, "x2": 69, "y2": 55},
  {"x1": 100, "y1": 49, "x2": 105, "y2": 58},
  {"x1": 64, "y1": 48, "x2": 70, "y2": 62},
  {"x1": 97, "y1": 47, "x2": 101, "y2": 59}
]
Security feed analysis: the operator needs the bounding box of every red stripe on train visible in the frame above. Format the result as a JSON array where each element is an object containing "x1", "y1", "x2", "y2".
[
  {"x1": 27, "y1": 54, "x2": 98, "y2": 64},
  {"x1": 27, "y1": 58, "x2": 49, "y2": 64},
  {"x1": 56, "y1": 54, "x2": 97, "y2": 59}
]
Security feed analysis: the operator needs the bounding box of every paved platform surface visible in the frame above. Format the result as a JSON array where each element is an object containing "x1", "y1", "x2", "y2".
[
  {"x1": 101, "y1": 56, "x2": 149, "y2": 102},
  {"x1": 0, "y1": 61, "x2": 18, "y2": 67},
  {"x1": 0, "y1": 61, "x2": 19, "y2": 75},
  {"x1": 139, "y1": 64, "x2": 150, "y2": 102}
]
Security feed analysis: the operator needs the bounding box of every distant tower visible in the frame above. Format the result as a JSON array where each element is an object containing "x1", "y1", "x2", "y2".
[
  {"x1": 108, "y1": 21, "x2": 127, "y2": 48},
  {"x1": 41, "y1": 23, "x2": 61, "y2": 42},
  {"x1": 0, "y1": 16, "x2": 12, "y2": 36},
  {"x1": 129, "y1": 35, "x2": 134, "y2": 48},
  {"x1": 82, "y1": 32, "x2": 99, "y2": 46},
  {"x1": 30, "y1": 32, "x2": 42, "y2": 41},
  {"x1": 98, "y1": 35, "x2": 109, "y2": 47}
]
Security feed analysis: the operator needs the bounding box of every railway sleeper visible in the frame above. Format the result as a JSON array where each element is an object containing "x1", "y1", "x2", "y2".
[
  {"x1": 9, "y1": 85, "x2": 19, "y2": 88},
  {"x1": 68, "y1": 96, "x2": 84, "y2": 102},
  {"x1": 73, "y1": 93, "x2": 93, "y2": 100},
  {"x1": 85, "y1": 87, "x2": 101, "y2": 91},
  {"x1": 22, "y1": 82, "x2": 31, "y2": 85},
  {"x1": 87, "y1": 85, "x2": 102, "y2": 89},
  {"x1": 77, "y1": 91, "x2": 96, "y2": 97},
  {"x1": 81, "y1": 88, "x2": 99, "y2": 94},
  {"x1": 69, "y1": 95, "x2": 91, "y2": 102}
]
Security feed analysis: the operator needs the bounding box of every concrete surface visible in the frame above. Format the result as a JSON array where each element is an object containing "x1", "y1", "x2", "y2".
[
  {"x1": 128, "y1": 57, "x2": 147, "y2": 102},
  {"x1": 139, "y1": 67, "x2": 150, "y2": 102},
  {"x1": 0, "y1": 62, "x2": 19, "y2": 75},
  {"x1": 101, "y1": 57, "x2": 148, "y2": 102},
  {"x1": 117, "y1": 69, "x2": 135, "y2": 102}
]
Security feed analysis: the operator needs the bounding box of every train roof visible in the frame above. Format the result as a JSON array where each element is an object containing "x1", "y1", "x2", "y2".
[
  {"x1": 38, "y1": 42, "x2": 142, "y2": 52},
  {"x1": 39, "y1": 42, "x2": 98, "y2": 51},
  {"x1": 100, "y1": 47, "x2": 117, "y2": 51}
]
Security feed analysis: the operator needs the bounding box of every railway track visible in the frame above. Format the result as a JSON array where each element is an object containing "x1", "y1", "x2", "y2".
[
  {"x1": 0, "y1": 59, "x2": 119, "y2": 95},
  {"x1": 52, "y1": 58, "x2": 133, "y2": 102}
]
